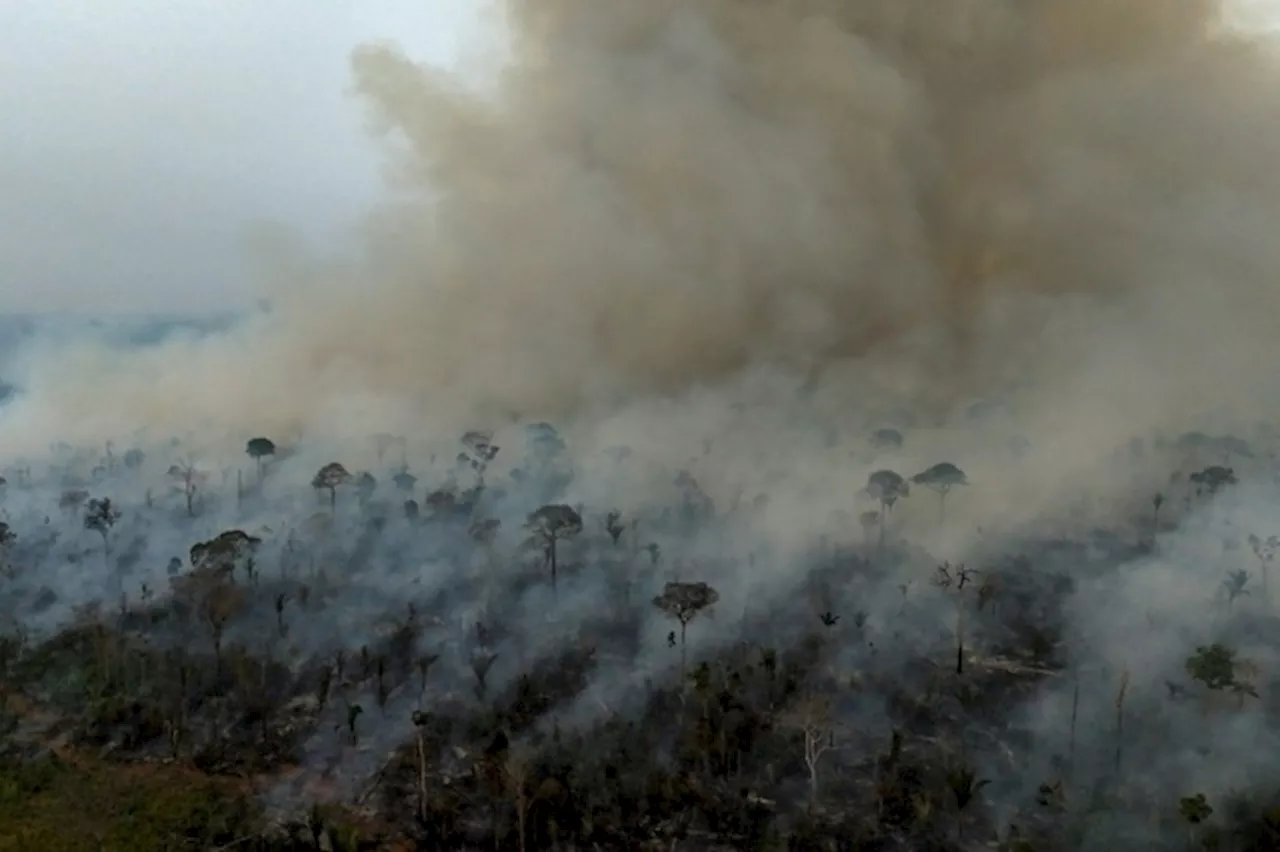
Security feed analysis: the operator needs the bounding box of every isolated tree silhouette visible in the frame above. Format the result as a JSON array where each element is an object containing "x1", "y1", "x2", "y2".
[
  {"x1": 910, "y1": 462, "x2": 968, "y2": 523},
  {"x1": 526, "y1": 504, "x2": 583, "y2": 592},
  {"x1": 83, "y1": 497, "x2": 121, "y2": 549},
  {"x1": 870, "y1": 427, "x2": 904, "y2": 450},
  {"x1": 122, "y1": 448, "x2": 145, "y2": 470},
  {"x1": 167, "y1": 460, "x2": 204, "y2": 517},
  {"x1": 780, "y1": 692, "x2": 843, "y2": 808},
  {"x1": 355, "y1": 471, "x2": 378, "y2": 505},
  {"x1": 1189, "y1": 465, "x2": 1236, "y2": 497},
  {"x1": 1248, "y1": 533, "x2": 1278, "y2": 603},
  {"x1": 245, "y1": 437, "x2": 276, "y2": 481},
  {"x1": 652, "y1": 580, "x2": 719, "y2": 676},
  {"x1": 460, "y1": 430, "x2": 500, "y2": 485},
  {"x1": 866, "y1": 469, "x2": 909, "y2": 548},
  {"x1": 392, "y1": 469, "x2": 418, "y2": 494},
  {"x1": 0, "y1": 522, "x2": 15, "y2": 579},
  {"x1": 605, "y1": 510, "x2": 626, "y2": 546},
  {"x1": 312, "y1": 462, "x2": 352, "y2": 511}
]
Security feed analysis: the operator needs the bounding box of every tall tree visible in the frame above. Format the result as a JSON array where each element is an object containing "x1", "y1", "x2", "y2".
[
  {"x1": 652, "y1": 580, "x2": 719, "y2": 676},
  {"x1": 245, "y1": 437, "x2": 276, "y2": 481},
  {"x1": 312, "y1": 462, "x2": 352, "y2": 511},
  {"x1": 526, "y1": 504, "x2": 583, "y2": 592},
  {"x1": 910, "y1": 462, "x2": 968, "y2": 523}
]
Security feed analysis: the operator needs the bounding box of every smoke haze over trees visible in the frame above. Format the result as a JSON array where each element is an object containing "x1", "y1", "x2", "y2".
[{"x1": 5, "y1": 1, "x2": 1280, "y2": 848}]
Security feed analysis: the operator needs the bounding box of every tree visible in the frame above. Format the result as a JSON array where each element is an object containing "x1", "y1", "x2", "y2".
[
  {"x1": 652, "y1": 580, "x2": 719, "y2": 676},
  {"x1": 779, "y1": 693, "x2": 843, "y2": 807},
  {"x1": 59, "y1": 488, "x2": 88, "y2": 516},
  {"x1": 866, "y1": 470, "x2": 908, "y2": 548},
  {"x1": 858, "y1": 510, "x2": 879, "y2": 550},
  {"x1": 1189, "y1": 465, "x2": 1236, "y2": 497},
  {"x1": 504, "y1": 743, "x2": 534, "y2": 852},
  {"x1": 910, "y1": 462, "x2": 968, "y2": 523},
  {"x1": 355, "y1": 471, "x2": 378, "y2": 505},
  {"x1": 190, "y1": 529, "x2": 262, "y2": 584},
  {"x1": 605, "y1": 510, "x2": 625, "y2": 546},
  {"x1": 1248, "y1": 533, "x2": 1277, "y2": 602},
  {"x1": 312, "y1": 462, "x2": 351, "y2": 511},
  {"x1": 1222, "y1": 569, "x2": 1250, "y2": 609},
  {"x1": 245, "y1": 437, "x2": 276, "y2": 480},
  {"x1": 392, "y1": 469, "x2": 418, "y2": 494},
  {"x1": 870, "y1": 427, "x2": 904, "y2": 450},
  {"x1": 460, "y1": 430, "x2": 500, "y2": 484},
  {"x1": 944, "y1": 762, "x2": 990, "y2": 842},
  {"x1": 83, "y1": 497, "x2": 121, "y2": 550},
  {"x1": 933, "y1": 562, "x2": 977, "y2": 674},
  {"x1": 0, "y1": 522, "x2": 15, "y2": 579},
  {"x1": 122, "y1": 448, "x2": 145, "y2": 471},
  {"x1": 412, "y1": 710, "x2": 432, "y2": 824},
  {"x1": 200, "y1": 581, "x2": 244, "y2": 678},
  {"x1": 167, "y1": 460, "x2": 205, "y2": 517},
  {"x1": 1179, "y1": 792, "x2": 1214, "y2": 848},
  {"x1": 1186, "y1": 643, "x2": 1258, "y2": 708},
  {"x1": 525, "y1": 504, "x2": 583, "y2": 592}
]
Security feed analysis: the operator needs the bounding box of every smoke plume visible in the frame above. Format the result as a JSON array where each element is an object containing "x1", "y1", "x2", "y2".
[{"x1": 8, "y1": 1, "x2": 1280, "y2": 494}]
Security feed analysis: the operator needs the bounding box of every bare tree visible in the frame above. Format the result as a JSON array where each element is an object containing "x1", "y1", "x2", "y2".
[
  {"x1": 504, "y1": 743, "x2": 535, "y2": 852},
  {"x1": 472, "y1": 652, "x2": 498, "y2": 701},
  {"x1": 779, "y1": 693, "x2": 844, "y2": 807},
  {"x1": 412, "y1": 710, "x2": 432, "y2": 823},
  {"x1": 167, "y1": 460, "x2": 205, "y2": 517},
  {"x1": 1248, "y1": 533, "x2": 1277, "y2": 603},
  {"x1": 526, "y1": 504, "x2": 583, "y2": 592},
  {"x1": 652, "y1": 580, "x2": 719, "y2": 676},
  {"x1": 933, "y1": 562, "x2": 977, "y2": 674},
  {"x1": 460, "y1": 430, "x2": 500, "y2": 485}
]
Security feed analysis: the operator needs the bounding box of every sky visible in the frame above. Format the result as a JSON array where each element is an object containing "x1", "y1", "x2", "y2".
[
  {"x1": 0, "y1": 0, "x2": 485, "y2": 315},
  {"x1": 3, "y1": 0, "x2": 1278, "y2": 318}
]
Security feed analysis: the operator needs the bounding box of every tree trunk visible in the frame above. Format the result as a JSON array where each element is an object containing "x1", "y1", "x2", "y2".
[
  {"x1": 549, "y1": 539, "x2": 558, "y2": 593},
  {"x1": 417, "y1": 731, "x2": 428, "y2": 823},
  {"x1": 680, "y1": 620, "x2": 688, "y2": 677},
  {"x1": 806, "y1": 747, "x2": 819, "y2": 807}
]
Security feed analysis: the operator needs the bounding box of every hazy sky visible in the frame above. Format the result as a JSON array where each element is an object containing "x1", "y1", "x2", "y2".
[{"x1": 0, "y1": 0, "x2": 484, "y2": 315}]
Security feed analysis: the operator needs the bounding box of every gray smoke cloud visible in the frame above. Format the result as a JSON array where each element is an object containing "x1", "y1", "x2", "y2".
[{"x1": 6, "y1": 2, "x2": 1280, "y2": 476}]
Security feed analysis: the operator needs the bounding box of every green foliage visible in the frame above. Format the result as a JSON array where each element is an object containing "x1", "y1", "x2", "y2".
[
  {"x1": 1179, "y1": 792, "x2": 1213, "y2": 824},
  {"x1": 0, "y1": 755, "x2": 256, "y2": 850},
  {"x1": 245, "y1": 436, "x2": 276, "y2": 460},
  {"x1": 1184, "y1": 644, "x2": 1256, "y2": 699}
]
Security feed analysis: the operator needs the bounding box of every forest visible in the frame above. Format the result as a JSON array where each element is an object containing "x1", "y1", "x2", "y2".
[
  {"x1": 0, "y1": 416, "x2": 1278, "y2": 851},
  {"x1": 7, "y1": 1, "x2": 1280, "y2": 849}
]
